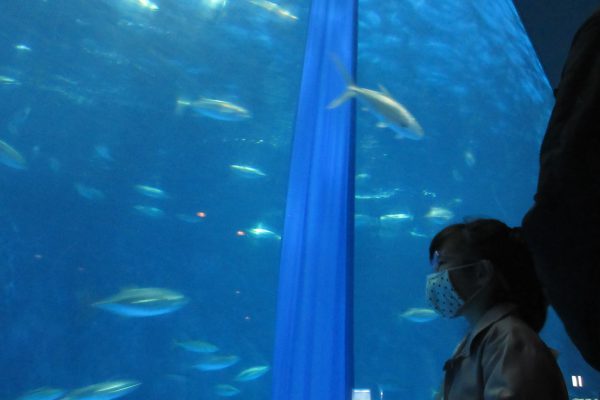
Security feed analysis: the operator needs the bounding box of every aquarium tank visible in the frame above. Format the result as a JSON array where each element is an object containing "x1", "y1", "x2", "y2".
[{"x1": 0, "y1": 1, "x2": 597, "y2": 400}]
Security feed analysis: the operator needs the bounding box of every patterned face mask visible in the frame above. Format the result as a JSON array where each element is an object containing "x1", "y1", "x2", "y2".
[
  {"x1": 425, "y1": 262, "x2": 487, "y2": 318},
  {"x1": 426, "y1": 268, "x2": 465, "y2": 318}
]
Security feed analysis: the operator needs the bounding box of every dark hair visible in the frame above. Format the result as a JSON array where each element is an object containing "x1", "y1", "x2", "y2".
[{"x1": 429, "y1": 218, "x2": 548, "y2": 332}]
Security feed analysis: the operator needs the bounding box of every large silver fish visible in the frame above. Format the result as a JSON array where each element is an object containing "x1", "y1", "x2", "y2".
[
  {"x1": 229, "y1": 164, "x2": 266, "y2": 178},
  {"x1": 62, "y1": 380, "x2": 140, "y2": 400},
  {"x1": 176, "y1": 98, "x2": 251, "y2": 121},
  {"x1": 328, "y1": 58, "x2": 424, "y2": 140},
  {"x1": 234, "y1": 365, "x2": 270, "y2": 381},
  {"x1": 93, "y1": 288, "x2": 188, "y2": 317},
  {"x1": 248, "y1": 0, "x2": 298, "y2": 21},
  {"x1": 379, "y1": 213, "x2": 414, "y2": 223},
  {"x1": 246, "y1": 226, "x2": 281, "y2": 240},
  {"x1": 424, "y1": 207, "x2": 454, "y2": 225},
  {"x1": 134, "y1": 184, "x2": 168, "y2": 199},
  {"x1": 194, "y1": 355, "x2": 240, "y2": 371}
]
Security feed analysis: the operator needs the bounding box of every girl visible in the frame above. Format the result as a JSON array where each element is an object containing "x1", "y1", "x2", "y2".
[{"x1": 426, "y1": 219, "x2": 568, "y2": 399}]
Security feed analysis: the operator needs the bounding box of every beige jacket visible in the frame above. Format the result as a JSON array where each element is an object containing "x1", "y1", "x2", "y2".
[{"x1": 439, "y1": 303, "x2": 568, "y2": 400}]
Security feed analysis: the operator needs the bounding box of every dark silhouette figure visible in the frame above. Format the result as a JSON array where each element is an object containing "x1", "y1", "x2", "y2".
[{"x1": 522, "y1": 8, "x2": 600, "y2": 371}]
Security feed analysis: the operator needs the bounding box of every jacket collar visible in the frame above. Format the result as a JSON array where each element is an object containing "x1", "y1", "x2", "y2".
[{"x1": 452, "y1": 303, "x2": 518, "y2": 359}]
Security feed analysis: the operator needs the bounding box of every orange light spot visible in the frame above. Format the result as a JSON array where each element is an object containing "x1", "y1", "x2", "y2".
[
  {"x1": 236, "y1": 230, "x2": 246, "y2": 236},
  {"x1": 196, "y1": 211, "x2": 206, "y2": 218}
]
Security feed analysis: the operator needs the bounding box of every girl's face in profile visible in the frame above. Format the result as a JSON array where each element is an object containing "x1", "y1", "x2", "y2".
[{"x1": 433, "y1": 235, "x2": 487, "y2": 305}]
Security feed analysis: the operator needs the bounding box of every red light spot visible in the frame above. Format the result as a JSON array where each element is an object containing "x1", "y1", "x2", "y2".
[
  {"x1": 236, "y1": 230, "x2": 246, "y2": 236},
  {"x1": 196, "y1": 211, "x2": 206, "y2": 218}
]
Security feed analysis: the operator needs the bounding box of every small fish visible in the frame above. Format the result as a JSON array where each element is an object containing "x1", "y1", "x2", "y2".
[
  {"x1": 133, "y1": 205, "x2": 165, "y2": 218},
  {"x1": 93, "y1": 287, "x2": 188, "y2": 317},
  {"x1": 247, "y1": 226, "x2": 281, "y2": 240},
  {"x1": 355, "y1": 173, "x2": 371, "y2": 182},
  {"x1": 249, "y1": 0, "x2": 298, "y2": 21},
  {"x1": 0, "y1": 75, "x2": 20, "y2": 85},
  {"x1": 194, "y1": 355, "x2": 240, "y2": 371},
  {"x1": 464, "y1": 150, "x2": 476, "y2": 167},
  {"x1": 229, "y1": 164, "x2": 266, "y2": 178},
  {"x1": 201, "y1": 0, "x2": 228, "y2": 11},
  {"x1": 399, "y1": 307, "x2": 439, "y2": 323},
  {"x1": 328, "y1": 57, "x2": 424, "y2": 140},
  {"x1": 0, "y1": 139, "x2": 26, "y2": 169},
  {"x1": 15, "y1": 44, "x2": 32, "y2": 52},
  {"x1": 134, "y1": 184, "x2": 168, "y2": 199},
  {"x1": 17, "y1": 387, "x2": 65, "y2": 400},
  {"x1": 234, "y1": 365, "x2": 270, "y2": 381},
  {"x1": 175, "y1": 340, "x2": 219, "y2": 353},
  {"x1": 62, "y1": 380, "x2": 140, "y2": 400},
  {"x1": 379, "y1": 213, "x2": 413, "y2": 223},
  {"x1": 75, "y1": 184, "x2": 105, "y2": 201},
  {"x1": 177, "y1": 98, "x2": 251, "y2": 121},
  {"x1": 214, "y1": 384, "x2": 241, "y2": 397},
  {"x1": 135, "y1": 0, "x2": 159, "y2": 11},
  {"x1": 424, "y1": 207, "x2": 454, "y2": 224},
  {"x1": 408, "y1": 229, "x2": 429, "y2": 239},
  {"x1": 355, "y1": 189, "x2": 400, "y2": 200}
]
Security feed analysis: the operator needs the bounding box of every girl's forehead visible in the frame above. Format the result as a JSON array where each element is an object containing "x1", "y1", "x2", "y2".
[
  {"x1": 435, "y1": 234, "x2": 468, "y2": 255},
  {"x1": 433, "y1": 234, "x2": 480, "y2": 261}
]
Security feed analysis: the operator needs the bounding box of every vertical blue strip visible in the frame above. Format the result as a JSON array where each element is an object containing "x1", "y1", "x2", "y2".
[{"x1": 272, "y1": 0, "x2": 356, "y2": 399}]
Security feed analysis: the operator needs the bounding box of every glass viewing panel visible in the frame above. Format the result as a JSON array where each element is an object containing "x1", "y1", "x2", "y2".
[
  {"x1": 353, "y1": 1, "x2": 599, "y2": 400},
  {"x1": 2, "y1": 2, "x2": 599, "y2": 400},
  {"x1": 0, "y1": 1, "x2": 307, "y2": 400}
]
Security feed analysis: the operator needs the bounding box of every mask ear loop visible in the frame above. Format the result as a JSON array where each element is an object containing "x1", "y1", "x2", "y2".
[
  {"x1": 450, "y1": 260, "x2": 496, "y2": 316},
  {"x1": 478, "y1": 260, "x2": 495, "y2": 282},
  {"x1": 480, "y1": 259, "x2": 512, "y2": 294}
]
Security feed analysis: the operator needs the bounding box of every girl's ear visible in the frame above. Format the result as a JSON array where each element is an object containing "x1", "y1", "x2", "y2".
[{"x1": 476, "y1": 260, "x2": 495, "y2": 282}]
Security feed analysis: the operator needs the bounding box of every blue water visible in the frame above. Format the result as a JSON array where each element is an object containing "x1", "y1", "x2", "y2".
[{"x1": 0, "y1": 1, "x2": 597, "y2": 400}]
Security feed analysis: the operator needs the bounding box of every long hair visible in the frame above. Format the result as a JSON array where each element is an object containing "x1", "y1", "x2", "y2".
[{"x1": 429, "y1": 218, "x2": 548, "y2": 332}]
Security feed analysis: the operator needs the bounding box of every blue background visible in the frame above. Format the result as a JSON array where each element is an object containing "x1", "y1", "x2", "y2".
[{"x1": 0, "y1": 1, "x2": 597, "y2": 400}]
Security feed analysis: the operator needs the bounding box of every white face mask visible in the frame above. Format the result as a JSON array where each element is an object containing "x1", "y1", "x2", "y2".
[{"x1": 425, "y1": 262, "x2": 491, "y2": 318}]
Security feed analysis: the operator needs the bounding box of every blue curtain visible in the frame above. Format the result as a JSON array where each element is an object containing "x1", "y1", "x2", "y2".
[{"x1": 271, "y1": 0, "x2": 357, "y2": 399}]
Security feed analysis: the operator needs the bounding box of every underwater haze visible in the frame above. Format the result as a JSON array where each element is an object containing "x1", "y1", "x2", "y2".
[{"x1": 0, "y1": 1, "x2": 597, "y2": 400}]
